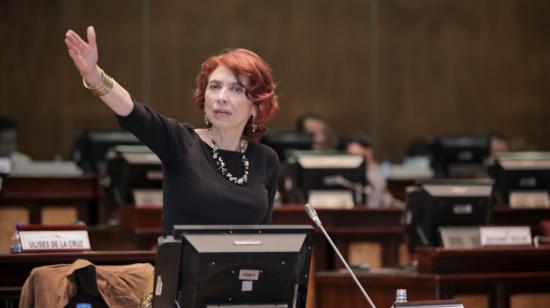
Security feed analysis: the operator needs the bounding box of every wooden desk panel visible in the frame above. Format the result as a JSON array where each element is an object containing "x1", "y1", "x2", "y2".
[
  {"x1": 272, "y1": 205, "x2": 404, "y2": 270},
  {"x1": 2, "y1": 175, "x2": 99, "y2": 225},
  {"x1": 315, "y1": 271, "x2": 437, "y2": 308},
  {"x1": 118, "y1": 204, "x2": 406, "y2": 270},
  {"x1": 3, "y1": 176, "x2": 98, "y2": 200},
  {"x1": 416, "y1": 246, "x2": 550, "y2": 308},
  {"x1": 492, "y1": 206, "x2": 550, "y2": 229},
  {"x1": 416, "y1": 246, "x2": 550, "y2": 274},
  {"x1": 316, "y1": 247, "x2": 550, "y2": 308},
  {"x1": 0, "y1": 175, "x2": 100, "y2": 253}
]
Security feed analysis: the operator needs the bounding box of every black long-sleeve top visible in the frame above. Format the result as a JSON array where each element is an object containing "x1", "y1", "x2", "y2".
[{"x1": 117, "y1": 102, "x2": 279, "y2": 235}]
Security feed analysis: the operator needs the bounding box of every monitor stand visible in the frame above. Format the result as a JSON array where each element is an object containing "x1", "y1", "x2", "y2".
[{"x1": 153, "y1": 237, "x2": 181, "y2": 308}]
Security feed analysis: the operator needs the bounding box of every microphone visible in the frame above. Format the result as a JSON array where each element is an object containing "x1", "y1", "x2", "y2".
[
  {"x1": 304, "y1": 204, "x2": 377, "y2": 308},
  {"x1": 322, "y1": 175, "x2": 366, "y2": 205}
]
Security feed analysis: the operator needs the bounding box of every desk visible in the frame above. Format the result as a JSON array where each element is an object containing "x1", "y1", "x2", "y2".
[
  {"x1": 119, "y1": 205, "x2": 162, "y2": 250},
  {"x1": 316, "y1": 246, "x2": 550, "y2": 308},
  {"x1": 315, "y1": 270, "x2": 437, "y2": 308},
  {"x1": 0, "y1": 251, "x2": 155, "y2": 299},
  {"x1": 417, "y1": 246, "x2": 550, "y2": 308},
  {"x1": 2, "y1": 175, "x2": 99, "y2": 224},
  {"x1": 0, "y1": 175, "x2": 100, "y2": 253},
  {"x1": 119, "y1": 204, "x2": 405, "y2": 270},
  {"x1": 272, "y1": 205, "x2": 404, "y2": 270},
  {"x1": 492, "y1": 206, "x2": 550, "y2": 229}
]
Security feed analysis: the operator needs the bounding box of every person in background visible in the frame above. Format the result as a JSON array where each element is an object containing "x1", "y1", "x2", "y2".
[
  {"x1": 489, "y1": 132, "x2": 510, "y2": 157},
  {"x1": 340, "y1": 134, "x2": 395, "y2": 207},
  {"x1": 296, "y1": 113, "x2": 338, "y2": 151},
  {"x1": 0, "y1": 116, "x2": 31, "y2": 165}
]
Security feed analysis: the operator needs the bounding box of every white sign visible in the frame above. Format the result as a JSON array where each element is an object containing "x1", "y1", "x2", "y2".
[
  {"x1": 480, "y1": 226, "x2": 532, "y2": 246},
  {"x1": 308, "y1": 190, "x2": 354, "y2": 209},
  {"x1": 241, "y1": 281, "x2": 253, "y2": 292},
  {"x1": 239, "y1": 269, "x2": 260, "y2": 281},
  {"x1": 133, "y1": 189, "x2": 163, "y2": 207},
  {"x1": 0, "y1": 158, "x2": 11, "y2": 174},
  {"x1": 510, "y1": 191, "x2": 550, "y2": 208},
  {"x1": 297, "y1": 154, "x2": 364, "y2": 168},
  {"x1": 19, "y1": 230, "x2": 91, "y2": 251}
]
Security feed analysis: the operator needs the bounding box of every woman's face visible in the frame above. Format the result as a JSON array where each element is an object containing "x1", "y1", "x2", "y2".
[
  {"x1": 346, "y1": 142, "x2": 374, "y2": 166},
  {"x1": 303, "y1": 118, "x2": 328, "y2": 150},
  {"x1": 204, "y1": 65, "x2": 255, "y2": 134}
]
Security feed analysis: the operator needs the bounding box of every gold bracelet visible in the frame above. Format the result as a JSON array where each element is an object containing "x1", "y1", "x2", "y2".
[{"x1": 82, "y1": 70, "x2": 114, "y2": 96}]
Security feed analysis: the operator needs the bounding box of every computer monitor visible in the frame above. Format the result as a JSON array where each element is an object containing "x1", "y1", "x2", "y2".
[
  {"x1": 431, "y1": 135, "x2": 490, "y2": 178},
  {"x1": 153, "y1": 225, "x2": 314, "y2": 308},
  {"x1": 288, "y1": 151, "x2": 367, "y2": 205},
  {"x1": 72, "y1": 130, "x2": 142, "y2": 173},
  {"x1": 0, "y1": 158, "x2": 11, "y2": 200},
  {"x1": 105, "y1": 145, "x2": 162, "y2": 206},
  {"x1": 0, "y1": 172, "x2": 6, "y2": 201},
  {"x1": 260, "y1": 131, "x2": 313, "y2": 161},
  {"x1": 405, "y1": 179, "x2": 493, "y2": 251},
  {"x1": 488, "y1": 152, "x2": 550, "y2": 207},
  {"x1": 0, "y1": 173, "x2": 5, "y2": 191}
]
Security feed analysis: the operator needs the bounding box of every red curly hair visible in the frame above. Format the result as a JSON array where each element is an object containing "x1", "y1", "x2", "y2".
[{"x1": 192, "y1": 48, "x2": 279, "y2": 143}]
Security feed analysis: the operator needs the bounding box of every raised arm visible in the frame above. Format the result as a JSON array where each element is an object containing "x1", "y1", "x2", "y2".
[{"x1": 65, "y1": 26, "x2": 133, "y2": 116}]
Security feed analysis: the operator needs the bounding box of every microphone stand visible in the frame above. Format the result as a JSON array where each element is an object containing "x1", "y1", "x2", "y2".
[{"x1": 304, "y1": 203, "x2": 377, "y2": 308}]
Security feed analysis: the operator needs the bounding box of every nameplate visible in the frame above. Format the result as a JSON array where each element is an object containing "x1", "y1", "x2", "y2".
[
  {"x1": 308, "y1": 190, "x2": 354, "y2": 209},
  {"x1": 479, "y1": 226, "x2": 532, "y2": 246},
  {"x1": 439, "y1": 226, "x2": 481, "y2": 248},
  {"x1": 509, "y1": 191, "x2": 550, "y2": 208},
  {"x1": 133, "y1": 189, "x2": 163, "y2": 207},
  {"x1": 19, "y1": 229, "x2": 91, "y2": 252},
  {"x1": 0, "y1": 157, "x2": 11, "y2": 174},
  {"x1": 394, "y1": 299, "x2": 464, "y2": 308}
]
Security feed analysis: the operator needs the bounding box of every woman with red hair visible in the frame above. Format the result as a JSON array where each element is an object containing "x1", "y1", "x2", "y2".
[{"x1": 65, "y1": 26, "x2": 280, "y2": 236}]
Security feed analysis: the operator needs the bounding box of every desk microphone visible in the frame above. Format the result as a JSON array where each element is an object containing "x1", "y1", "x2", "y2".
[{"x1": 304, "y1": 203, "x2": 377, "y2": 308}]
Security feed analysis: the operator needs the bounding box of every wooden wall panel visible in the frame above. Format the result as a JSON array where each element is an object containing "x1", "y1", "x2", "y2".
[
  {"x1": 377, "y1": 0, "x2": 550, "y2": 158},
  {"x1": 1, "y1": 0, "x2": 549, "y2": 161},
  {"x1": 147, "y1": 0, "x2": 372, "y2": 134},
  {"x1": 0, "y1": 0, "x2": 143, "y2": 159}
]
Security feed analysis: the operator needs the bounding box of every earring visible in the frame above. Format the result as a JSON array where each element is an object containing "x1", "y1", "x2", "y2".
[
  {"x1": 251, "y1": 115, "x2": 258, "y2": 133},
  {"x1": 204, "y1": 114, "x2": 210, "y2": 126}
]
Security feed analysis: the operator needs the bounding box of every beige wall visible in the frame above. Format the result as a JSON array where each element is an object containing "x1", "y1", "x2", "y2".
[{"x1": 1, "y1": 0, "x2": 549, "y2": 161}]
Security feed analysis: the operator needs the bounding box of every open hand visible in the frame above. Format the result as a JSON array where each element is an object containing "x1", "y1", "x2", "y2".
[{"x1": 65, "y1": 26, "x2": 99, "y2": 82}]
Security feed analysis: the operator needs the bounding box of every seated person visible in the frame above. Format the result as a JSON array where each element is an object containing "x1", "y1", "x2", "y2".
[
  {"x1": 296, "y1": 113, "x2": 338, "y2": 151},
  {"x1": 489, "y1": 132, "x2": 510, "y2": 158},
  {"x1": 0, "y1": 116, "x2": 31, "y2": 165},
  {"x1": 340, "y1": 134, "x2": 395, "y2": 207}
]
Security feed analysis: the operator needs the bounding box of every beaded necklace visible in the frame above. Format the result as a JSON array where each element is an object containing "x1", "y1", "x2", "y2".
[{"x1": 208, "y1": 128, "x2": 249, "y2": 186}]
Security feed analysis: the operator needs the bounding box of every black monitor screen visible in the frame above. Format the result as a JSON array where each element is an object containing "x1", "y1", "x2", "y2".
[
  {"x1": 0, "y1": 173, "x2": 6, "y2": 195},
  {"x1": 405, "y1": 179, "x2": 493, "y2": 251},
  {"x1": 289, "y1": 152, "x2": 366, "y2": 204},
  {"x1": 0, "y1": 158, "x2": 9, "y2": 192},
  {"x1": 261, "y1": 131, "x2": 313, "y2": 161},
  {"x1": 488, "y1": 152, "x2": 550, "y2": 205},
  {"x1": 169, "y1": 225, "x2": 314, "y2": 308},
  {"x1": 0, "y1": 158, "x2": 11, "y2": 201},
  {"x1": 105, "y1": 146, "x2": 162, "y2": 206},
  {"x1": 431, "y1": 135, "x2": 490, "y2": 178}
]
